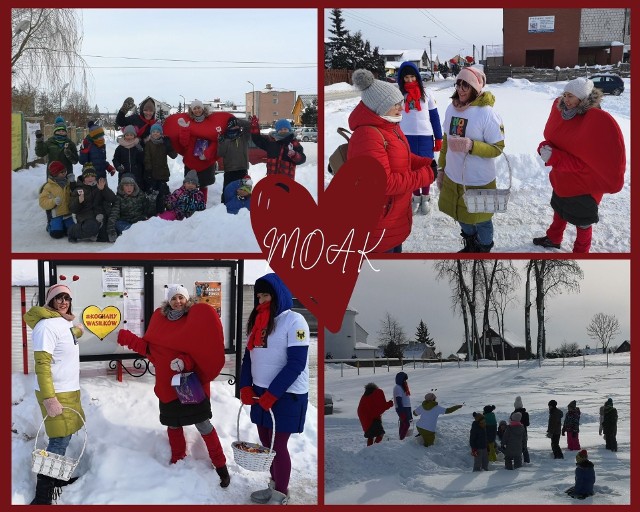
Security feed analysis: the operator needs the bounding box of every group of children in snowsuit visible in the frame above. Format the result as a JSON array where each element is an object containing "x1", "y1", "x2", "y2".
[
  {"x1": 357, "y1": 381, "x2": 617, "y2": 500},
  {"x1": 35, "y1": 107, "x2": 306, "y2": 243}
]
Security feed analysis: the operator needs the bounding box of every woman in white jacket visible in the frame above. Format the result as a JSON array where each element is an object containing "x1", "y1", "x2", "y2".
[{"x1": 238, "y1": 273, "x2": 310, "y2": 505}]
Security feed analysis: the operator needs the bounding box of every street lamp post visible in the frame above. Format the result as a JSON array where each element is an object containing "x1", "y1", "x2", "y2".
[
  {"x1": 247, "y1": 80, "x2": 255, "y2": 117},
  {"x1": 423, "y1": 35, "x2": 437, "y2": 82}
]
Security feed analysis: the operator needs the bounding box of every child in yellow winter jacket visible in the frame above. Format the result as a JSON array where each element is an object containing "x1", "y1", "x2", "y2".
[{"x1": 38, "y1": 161, "x2": 76, "y2": 239}]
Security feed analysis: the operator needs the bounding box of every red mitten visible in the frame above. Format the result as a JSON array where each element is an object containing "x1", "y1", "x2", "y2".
[
  {"x1": 258, "y1": 390, "x2": 278, "y2": 411},
  {"x1": 387, "y1": 400, "x2": 394, "y2": 407},
  {"x1": 107, "y1": 164, "x2": 116, "y2": 176},
  {"x1": 471, "y1": 448, "x2": 479, "y2": 457},
  {"x1": 434, "y1": 138, "x2": 443, "y2": 152},
  {"x1": 117, "y1": 329, "x2": 148, "y2": 355},
  {"x1": 240, "y1": 386, "x2": 257, "y2": 405},
  {"x1": 250, "y1": 115, "x2": 260, "y2": 133}
]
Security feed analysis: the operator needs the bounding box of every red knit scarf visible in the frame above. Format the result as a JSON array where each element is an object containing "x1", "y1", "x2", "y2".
[
  {"x1": 404, "y1": 81, "x2": 422, "y2": 112},
  {"x1": 247, "y1": 301, "x2": 271, "y2": 350},
  {"x1": 402, "y1": 381, "x2": 411, "y2": 396},
  {"x1": 136, "y1": 115, "x2": 156, "y2": 138}
]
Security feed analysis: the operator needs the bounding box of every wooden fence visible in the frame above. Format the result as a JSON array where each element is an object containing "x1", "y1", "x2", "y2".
[
  {"x1": 325, "y1": 68, "x2": 353, "y2": 86},
  {"x1": 485, "y1": 63, "x2": 630, "y2": 84}
]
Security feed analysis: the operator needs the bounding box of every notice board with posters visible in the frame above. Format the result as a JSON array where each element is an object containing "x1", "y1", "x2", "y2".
[{"x1": 42, "y1": 260, "x2": 242, "y2": 359}]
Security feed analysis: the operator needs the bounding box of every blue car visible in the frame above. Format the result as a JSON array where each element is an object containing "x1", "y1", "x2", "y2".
[{"x1": 590, "y1": 74, "x2": 625, "y2": 96}]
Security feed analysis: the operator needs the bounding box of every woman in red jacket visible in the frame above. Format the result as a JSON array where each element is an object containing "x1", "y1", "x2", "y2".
[
  {"x1": 348, "y1": 69, "x2": 434, "y2": 253},
  {"x1": 357, "y1": 382, "x2": 394, "y2": 446},
  {"x1": 534, "y1": 77, "x2": 626, "y2": 253},
  {"x1": 117, "y1": 284, "x2": 230, "y2": 487}
]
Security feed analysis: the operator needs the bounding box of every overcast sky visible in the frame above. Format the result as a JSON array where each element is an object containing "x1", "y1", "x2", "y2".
[
  {"x1": 349, "y1": 260, "x2": 630, "y2": 355},
  {"x1": 76, "y1": 9, "x2": 317, "y2": 112},
  {"x1": 324, "y1": 8, "x2": 504, "y2": 62}
]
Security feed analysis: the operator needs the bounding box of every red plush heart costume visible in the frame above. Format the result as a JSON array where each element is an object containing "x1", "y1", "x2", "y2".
[
  {"x1": 163, "y1": 112, "x2": 234, "y2": 172},
  {"x1": 543, "y1": 98, "x2": 626, "y2": 203},
  {"x1": 118, "y1": 303, "x2": 225, "y2": 403}
]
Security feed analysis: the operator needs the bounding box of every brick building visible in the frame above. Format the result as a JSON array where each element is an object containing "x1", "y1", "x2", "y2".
[
  {"x1": 245, "y1": 84, "x2": 296, "y2": 127},
  {"x1": 503, "y1": 8, "x2": 630, "y2": 68}
]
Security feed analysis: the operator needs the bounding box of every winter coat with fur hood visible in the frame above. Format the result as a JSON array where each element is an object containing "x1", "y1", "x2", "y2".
[{"x1": 542, "y1": 94, "x2": 626, "y2": 204}]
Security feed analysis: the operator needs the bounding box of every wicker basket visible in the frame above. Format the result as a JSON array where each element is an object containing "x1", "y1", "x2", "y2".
[
  {"x1": 461, "y1": 148, "x2": 512, "y2": 214},
  {"x1": 232, "y1": 403, "x2": 276, "y2": 472},
  {"x1": 31, "y1": 407, "x2": 87, "y2": 481}
]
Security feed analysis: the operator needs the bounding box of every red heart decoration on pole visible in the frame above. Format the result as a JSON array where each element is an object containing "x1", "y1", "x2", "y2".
[
  {"x1": 72, "y1": 275, "x2": 80, "y2": 281},
  {"x1": 59, "y1": 275, "x2": 67, "y2": 280},
  {"x1": 251, "y1": 156, "x2": 387, "y2": 332}
]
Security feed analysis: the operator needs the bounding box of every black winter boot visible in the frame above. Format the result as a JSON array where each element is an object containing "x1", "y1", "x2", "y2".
[
  {"x1": 30, "y1": 474, "x2": 58, "y2": 505},
  {"x1": 215, "y1": 465, "x2": 231, "y2": 488},
  {"x1": 458, "y1": 232, "x2": 478, "y2": 253},
  {"x1": 476, "y1": 241, "x2": 494, "y2": 253}
]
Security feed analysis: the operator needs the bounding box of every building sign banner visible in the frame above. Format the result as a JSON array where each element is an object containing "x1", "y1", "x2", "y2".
[
  {"x1": 528, "y1": 16, "x2": 555, "y2": 33},
  {"x1": 195, "y1": 281, "x2": 222, "y2": 317}
]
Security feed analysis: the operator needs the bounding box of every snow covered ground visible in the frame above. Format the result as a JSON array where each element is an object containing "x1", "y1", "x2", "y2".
[
  {"x1": 12, "y1": 133, "x2": 318, "y2": 254},
  {"x1": 324, "y1": 352, "x2": 629, "y2": 504},
  {"x1": 11, "y1": 338, "x2": 318, "y2": 505},
  {"x1": 324, "y1": 75, "x2": 631, "y2": 253}
]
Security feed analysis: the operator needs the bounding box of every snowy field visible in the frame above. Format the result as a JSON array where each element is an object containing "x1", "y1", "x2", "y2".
[
  {"x1": 324, "y1": 75, "x2": 631, "y2": 253},
  {"x1": 324, "y1": 352, "x2": 629, "y2": 504},
  {"x1": 12, "y1": 133, "x2": 318, "y2": 254},
  {"x1": 11, "y1": 339, "x2": 318, "y2": 505}
]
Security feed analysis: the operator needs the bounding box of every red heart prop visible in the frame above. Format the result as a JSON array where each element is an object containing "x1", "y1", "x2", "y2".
[{"x1": 251, "y1": 156, "x2": 387, "y2": 332}]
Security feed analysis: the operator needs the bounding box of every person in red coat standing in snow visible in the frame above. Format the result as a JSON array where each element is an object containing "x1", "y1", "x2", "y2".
[
  {"x1": 357, "y1": 383, "x2": 394, "y2": 446},
  {"x1": 533, "y1": 77, "x2": 626, "y2": 253},
  {"x1": 347, "y1": 68, "x2": 434, "y2": 254},
  {"x1": 117, "y1": 284, "x2": 230, "y2": 488}
]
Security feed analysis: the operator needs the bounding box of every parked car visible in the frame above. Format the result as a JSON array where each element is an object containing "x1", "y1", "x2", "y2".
[
  {"x1": 296, "y1": 127, "x2": 318, "y2": 142},
  {"x1": 420, "y1": 70, "x2": 433, "y2": 81},
  {"x1": 385, "y1": 74, "x2": 398, "y2": 83},
  {"x1": 590, "y1": 73, "x2": 625, "y2": 96},
  {"x1": 324, "y1": 394, "x2": 334, "y2": 415}
]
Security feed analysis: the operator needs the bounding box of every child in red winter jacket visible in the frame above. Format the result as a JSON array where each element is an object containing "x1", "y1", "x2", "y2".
[
  {"x1": 250, "y1": 117, "x2": 306, "y2": 180},
  {"x1": 357, "y1": 383, "x2": 394, "y2": 446}
]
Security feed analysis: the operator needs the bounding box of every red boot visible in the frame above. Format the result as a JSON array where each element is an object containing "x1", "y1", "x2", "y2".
[
  {"x1": 167, "y1": 427, "x2": 187, "y2": 464},
  {"x1": 201, "y1": 430, "x2": 226, "y2": 467}
]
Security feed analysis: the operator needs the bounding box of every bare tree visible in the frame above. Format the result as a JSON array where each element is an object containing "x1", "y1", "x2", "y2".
[
  {"x1": 527, "y1": 260, "x2": 584, "y2": 358},
  {"x1": 587, "y1": 313, "x2": 620, "y2": 354},
  {"x1": 558, "y1": 341, "x2": 580, "y2": 357},
  {"x1": 377, "y1": 312, "x2": 407, "y2": 358},
  {"x1": 434, "y1": 260, "x2": 482, "y2": 361},
  {"x1": 11, "y1": 9, "x2": 90, "y2": 115},
  {"x1": 488, "y1": 261, "x2": 521, "y2": 360}
]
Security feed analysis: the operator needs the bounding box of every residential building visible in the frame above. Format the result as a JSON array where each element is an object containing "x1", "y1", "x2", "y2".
[{"x1": 503, "y1": 8, "x2": 631, "y2": 68}]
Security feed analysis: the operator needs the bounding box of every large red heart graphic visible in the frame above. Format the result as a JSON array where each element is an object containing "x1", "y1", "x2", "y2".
[{"x1": 251, "y1": 156, "x2": 387, "y2": 332}]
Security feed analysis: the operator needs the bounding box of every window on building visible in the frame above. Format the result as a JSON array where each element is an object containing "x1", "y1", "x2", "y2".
[{"x1": 273, "y1": 97, "x2": 279, "y2": 104}]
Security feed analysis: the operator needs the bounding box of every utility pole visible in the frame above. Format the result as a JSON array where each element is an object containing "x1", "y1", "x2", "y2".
[{"x1": 423, "y1": 35, "x2": 437, "y2": 81}]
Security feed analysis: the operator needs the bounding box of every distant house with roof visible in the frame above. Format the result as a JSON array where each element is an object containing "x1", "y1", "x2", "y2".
[
  {"x1": 325, "y1": 306, "x2": 373, "y2": 359},
  {"x1": 614, "y1": 340, "x2": 630, "y2": 353},
  {"x1": 456, "y1": 327, "x2": 528, "y2": 361},
  {"x1": 380, "y1": 49, "x2": 432, "y2": 76},
  {"x1": 292, "y1": 94, "x2": 317, "y2": 127}
]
